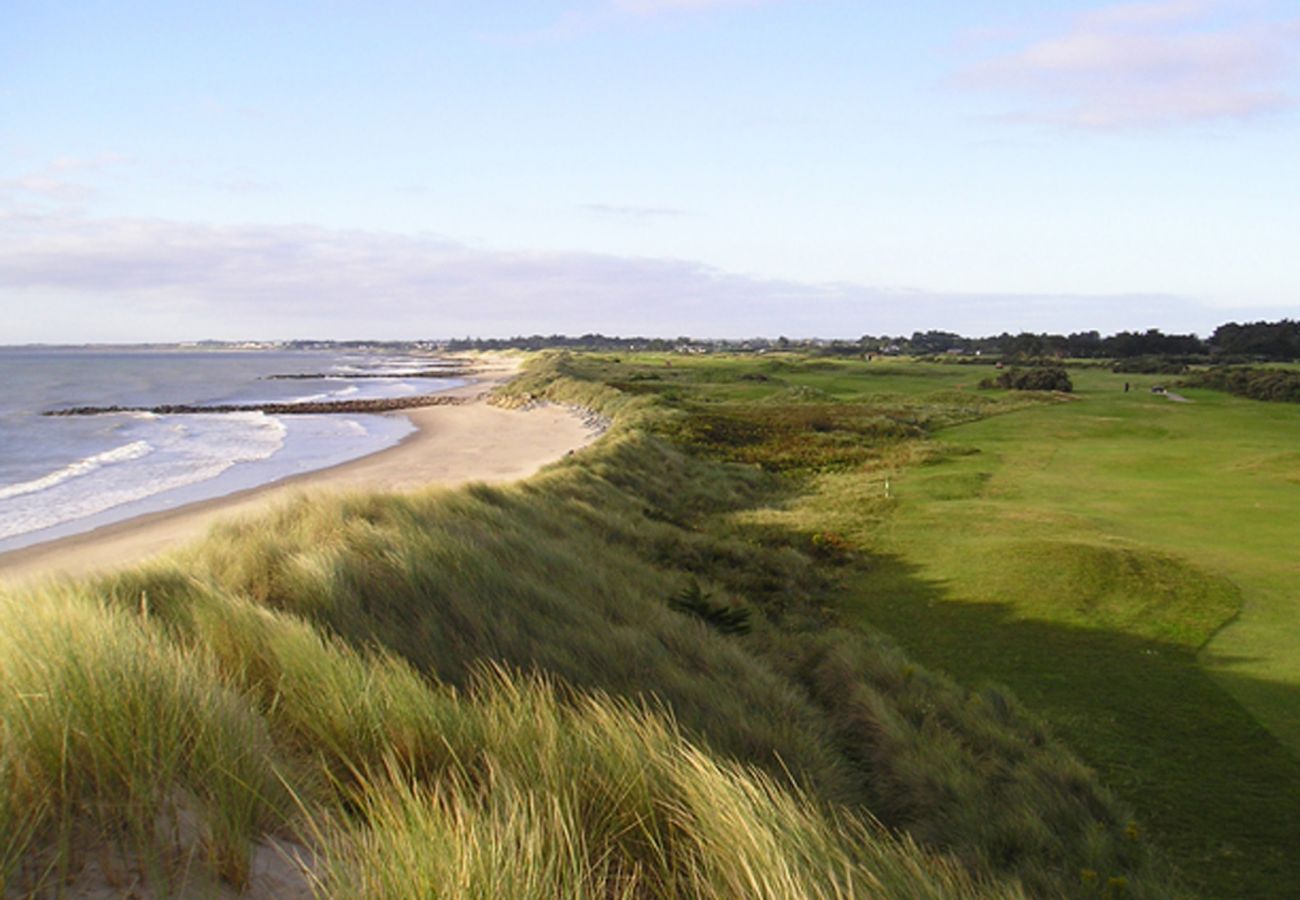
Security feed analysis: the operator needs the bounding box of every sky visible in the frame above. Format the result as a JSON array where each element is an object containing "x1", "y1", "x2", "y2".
[{"x1": 2, "y1": 0, "x2": 1298, "y2": 342}]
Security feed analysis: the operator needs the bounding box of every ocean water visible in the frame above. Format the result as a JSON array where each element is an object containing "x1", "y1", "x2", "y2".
[{"x1": 0, "y1": 347, "x2": 466, "y2": 553}]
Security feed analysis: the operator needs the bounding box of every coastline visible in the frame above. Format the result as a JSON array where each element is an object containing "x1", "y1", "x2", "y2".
[{"x1": 0, "y1": 354, "x2": 598, "y2": 585}]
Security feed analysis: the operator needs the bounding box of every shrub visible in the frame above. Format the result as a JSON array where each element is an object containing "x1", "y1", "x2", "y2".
[
  {"x1": 668, "y1": 580, "x2": 752, "y2": 635},
  {"x1": 983, "y1": 367, "x2": 1073, "y2": 393},
  {"x1": 1110, "y1": 356, "x2": 1190, "y2": 375},
  {"x1": 1181, "y1": 366, "x2": 1300, "y2": 403}
]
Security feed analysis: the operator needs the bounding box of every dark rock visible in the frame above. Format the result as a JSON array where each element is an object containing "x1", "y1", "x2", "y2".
[{"x1": 44, "y1": 394, "x2": 468, "y2": 417}]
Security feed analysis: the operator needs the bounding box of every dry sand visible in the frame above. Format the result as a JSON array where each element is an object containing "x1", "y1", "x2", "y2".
[{"x1": 0, "y1": 355, "x2": 600, "y2": 586}]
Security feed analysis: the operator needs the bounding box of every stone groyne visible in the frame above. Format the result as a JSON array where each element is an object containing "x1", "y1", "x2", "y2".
[{"x1": 44, "y1": 394, "x2": 469, "y2": 417}]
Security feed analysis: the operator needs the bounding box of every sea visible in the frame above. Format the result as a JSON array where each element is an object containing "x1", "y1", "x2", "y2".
[{"x1": 0, "y1": 346, "x2": 466, "y2": 553}]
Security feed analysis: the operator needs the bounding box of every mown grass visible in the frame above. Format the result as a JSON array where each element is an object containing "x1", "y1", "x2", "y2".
[
  {"x1": 0, "y1": 350, "x2": 1172, "y2": 897},
  {"x1": 880, "y1": 366, "x2": 1300, "y2": 751},
  {"x1": 572, "y1": 351, "x2": 1300, "y2": 897}
]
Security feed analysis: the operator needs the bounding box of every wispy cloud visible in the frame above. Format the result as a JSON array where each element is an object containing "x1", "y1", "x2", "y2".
[
  {"x1": 611, "y1": 0, "x2": 768, "y2": 16},
  {"x1": 1, "y1": 174, "x2": 96, "y2": 204},
  {"x1": 0, "y1": 211, "x2": 1228, "y2": 341},
  {"x1": 497, "y1": 0, "x2": 775, "y2": 43},
  {"x1": 0, "y1": 154, "x2": 130, "y2": 209},
  {"x1": 957, "y1": 1, "x2": 1300, "y2": 129},
  {"x1": 580, "y1": 203, "x2": 690, "y2": 220}
]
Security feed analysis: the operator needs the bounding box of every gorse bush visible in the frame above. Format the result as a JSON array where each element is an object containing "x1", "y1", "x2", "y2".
[
  {"x1": 1110, "y1": 356, "x2": 1191, "y2": 375},
  {"x1": 981, "y1": 366, "x2": 1074, "y2": 393},
  {"x1": 1181, "y1": 366, "x2": 1300, "y2": 403}
]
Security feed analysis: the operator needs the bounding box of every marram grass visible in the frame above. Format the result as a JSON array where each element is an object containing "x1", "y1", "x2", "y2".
[
  {"x1": 0, "y1": 587, "x2": 286, "y2": 890},
  {"x1": 0, "y1": 582, "x2": 1016, "y2": 898}
]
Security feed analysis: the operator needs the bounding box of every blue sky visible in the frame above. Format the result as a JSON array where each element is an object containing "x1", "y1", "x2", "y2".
[{"x1": 2, "y1": 0, "x2": 1298, "y2": 341}]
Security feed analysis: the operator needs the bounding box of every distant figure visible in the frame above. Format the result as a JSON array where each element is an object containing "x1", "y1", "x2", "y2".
[{"x1": 1124, "y1": 382, "x2": 1130, "y2": 393}]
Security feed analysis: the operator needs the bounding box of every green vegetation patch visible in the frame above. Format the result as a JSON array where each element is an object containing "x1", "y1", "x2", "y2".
[
  {"x1": 11, "y1": 350, "x2": 1300, "y2": 897},
  {"x1": 982, "y1": 366, "x2": 1074, "y2": 393},
  {"x1": 952, "y1": 539, "x2": 1240, "y2": 645},
  {"x1": 662, "y1": 402, "x2": 923, "y2": 471},
  {"x1": 1, "y1": 352, "x2": 1173, "y2": 897},
  {"x1": 522, "y1": 351, "x2": 1300, "y2": 898},
  {"x1": 1181, "y1": 366, "x2": 1300, "y2": 403}
]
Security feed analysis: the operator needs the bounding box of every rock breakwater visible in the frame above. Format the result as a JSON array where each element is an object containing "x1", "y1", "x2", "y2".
[{"x1": 44, "y1": 394, "x2": 468, "y2": 417}]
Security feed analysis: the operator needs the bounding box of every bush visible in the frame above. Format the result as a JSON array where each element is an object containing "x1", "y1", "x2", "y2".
[
  {"x1": 982, "y1": 367, "x2": 1073, "y2": 393},
  {"x1": 1181, "y1": 366, "x2": 1300, "y2": 403},
  {"x1": 1111, "y1": 356, "x2": 1190, "y2": 375}
]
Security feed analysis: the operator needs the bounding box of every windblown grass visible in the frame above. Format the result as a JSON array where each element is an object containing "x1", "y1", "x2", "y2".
[
  {"x1": 1, "y1": 351, "x2": 1185, "y2": 897},
  {"x1": 319, "y1": 668, "x2": 1006, "y2": 899},
  {"x1": 0, "y1": 587, "x2": 286, "y2": 891},
  {"x1": 0, "y1": 579, "x2": 1014, "y2": 898}
]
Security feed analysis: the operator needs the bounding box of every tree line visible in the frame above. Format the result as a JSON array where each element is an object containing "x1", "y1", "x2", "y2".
[{"x1": 438, "y1": 319, "x2": 1299, "y2": 361}]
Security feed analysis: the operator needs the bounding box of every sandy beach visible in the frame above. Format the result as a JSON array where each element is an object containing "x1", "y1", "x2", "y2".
[{"x1": 0, "y1": 355, "x2": 600, "y2": 585}]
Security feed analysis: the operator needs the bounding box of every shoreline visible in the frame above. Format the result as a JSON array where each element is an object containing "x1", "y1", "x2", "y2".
[{"x1": 0, "y1": 355, "x2": 599, "y2": 585}]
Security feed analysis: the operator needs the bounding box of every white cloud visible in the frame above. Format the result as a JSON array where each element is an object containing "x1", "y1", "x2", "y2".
[
  {"x1": 0, "y1": 211, "x2": 1235, "y2": 342},
  {"x1": 0, "y1": 154, "x2": 130, "y2": 210},
  {"x1": 958, "y1": 1, "x2": 1300, "y2": 129}
]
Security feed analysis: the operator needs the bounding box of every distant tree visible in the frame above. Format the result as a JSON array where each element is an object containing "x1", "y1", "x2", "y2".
[
  {"x1": 1067, "y1": 331, "x2": 1104, "y2": 357},
  {"x1": 1103, "y1": 329, "x2": 1205, "y2": 358},
  {"x1": 1210, "y1": 320, "x2": 1300, "y2": 361},
  {"x1": 909, "y1": 330, "x2": 966, "y2": 354},
  {"x1": 1002, "y1": 332, "x2": 1047, "y2": 358}
]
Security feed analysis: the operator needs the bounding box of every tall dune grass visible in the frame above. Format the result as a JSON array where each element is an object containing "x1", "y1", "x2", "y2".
[
  {"x1": 0, "y1": 588, "x2": 286, "y2": 890},
  {"x1": 0, "y1": 581, "x2": 1014, "y2": 897},
  {"x1": 0, "y1": 351, "x2": 1170, "y2": 896}
]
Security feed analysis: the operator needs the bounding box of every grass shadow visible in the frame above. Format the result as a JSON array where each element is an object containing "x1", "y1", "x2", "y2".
[{"x1": 843, "y1": 553, "x2": 1300, "y2": 898}]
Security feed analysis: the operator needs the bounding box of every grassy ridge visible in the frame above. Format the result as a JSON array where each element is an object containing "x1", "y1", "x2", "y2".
[
  {"x1": 1, "y1": 584, "x2": 996, "y2": 898},
  {"x1": 0, "y1": 351, "x2": 1169, "y2": 896},
  {"x1": 166, "y1": 430, "x2": 1154, "y2": 894}
]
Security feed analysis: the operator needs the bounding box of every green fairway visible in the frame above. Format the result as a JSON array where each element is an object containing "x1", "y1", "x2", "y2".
[
  {"x1": 789, "y1": 363, "x2": 1300, "y2": 895},
  {"x1": 880, "y1": 366, "x2": 1300, "y2": 754},
  {"x1": 581, "y1": 352, "x2": 1300, "y2": 895},
  {"x1": 585, "y1": 354, "x2": 1300, "y2": 752}
]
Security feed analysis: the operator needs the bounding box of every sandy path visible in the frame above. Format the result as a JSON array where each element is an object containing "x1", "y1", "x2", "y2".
[{"x1": 0, "y1": 356, "x2": 598, "y2": 585}]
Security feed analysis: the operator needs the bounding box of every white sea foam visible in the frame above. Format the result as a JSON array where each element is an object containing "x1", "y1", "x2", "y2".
[
  {"x1": 0, "y1": 440, "x2": 154, "y2": 501},
  {"x1": 0, "y1": 348, "x2": 434, "y2": 549},
  {"x1": 290, "y1": 384, "x2": 362, "y2": 403},
  {"x1": 0, "y1": 413, "x2": 287, "y2": 541}
]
